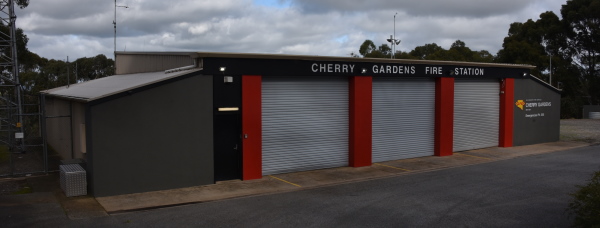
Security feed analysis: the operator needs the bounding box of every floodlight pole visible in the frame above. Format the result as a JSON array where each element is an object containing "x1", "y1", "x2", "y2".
[
  {"x1": 549, "y1": 53, "x2": 552, "y2": 86},
  {"x1": 114, "y1": 0, "x2": 116, "y2": 59},
  {"x1": 387, "y1": 35, "x2": 393, "y2": 59},
  {"x1": 114, "y1": 1, "x2": 128, "y2": 61},
  {"x1": 393, "y1": 12, "x2": 397, "y2": 58}
]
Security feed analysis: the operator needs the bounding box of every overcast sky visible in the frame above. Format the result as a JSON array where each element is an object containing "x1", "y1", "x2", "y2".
[{"x1": 15, "y1": 0, "x2": 566, "y2": 60}]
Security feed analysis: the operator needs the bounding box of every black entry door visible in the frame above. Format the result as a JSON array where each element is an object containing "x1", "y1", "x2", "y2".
[
  {"x1": 213, "y1": 75, "x2": 242, "y2": 181},
  {"x1": 214, "y1": 113, "x2": 241, "y2": 181}
]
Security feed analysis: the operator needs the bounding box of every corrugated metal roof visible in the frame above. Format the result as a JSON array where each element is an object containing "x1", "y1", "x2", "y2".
[{"x1": 41, "y1": 68, "x2": 201, "y2": 102}]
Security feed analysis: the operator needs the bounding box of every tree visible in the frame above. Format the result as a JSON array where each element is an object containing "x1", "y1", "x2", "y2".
[
  {"x1": 404, "y1": 40, "x2": 493, "y2": 62},
  {"x1": 394, "y1": 51, "x2": 417, "y2": 59},
  {"x1": 16, "y1": 0, "x2": 29, "y2": 8},
  {"x1": 357, "y1": 39, "x2": 494, "y2": 62},
  {"x1": 358, "y1": 40, "x2": 393, "y2": 58},
  {"x1": 496, "y1": 1, "x2": 600, "y2": 118},
  {"x1": 496, "y1": 19, "x2": 549, "y2": 71},
  {"x1": 0, "y1": 0, "x2": 114, "y2": 95},
  {"x1": 409, "y1": 43, "x2": 444, "y2": 60},
  {"x1": 473, "y1": 50, "x2": 495, "y2": 62},
  {"x1": 72, "y1": 55, "x2": 114, "y2": 82},
  {"x1": 562, "y1": 0, "x2": 600, "y2": 105},
  {"x1": 375, "y1": 44, "x2": 392, "y2": 58},
  {"x1": 359, "y1": 40, "x2": 377, "y2": 57},
  {"x1": 0, "y1": 23, "x2": 115, "y2": 95},
  {"x1": 497, "y1": 12, "x2": 583, "y2": 118}
]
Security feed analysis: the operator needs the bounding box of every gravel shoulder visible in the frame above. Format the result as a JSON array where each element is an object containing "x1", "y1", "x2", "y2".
[{"x1": 560, "y1": 119, "x2": 600, "y2": 144}]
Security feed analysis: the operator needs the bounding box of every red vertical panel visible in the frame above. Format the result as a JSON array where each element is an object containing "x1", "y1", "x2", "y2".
[
  {"x1": 435, "y1": 77, "x2": 454, "y2": 156},
  {"x1": 349, "y1": 76, "x2": 372, "y2": 167},
  {"x1": 242, "y1": 75, "x2": 262, "y2": 180},
  {"x1": 499, "y1": 78, "x2": 514, "y2": 147}
]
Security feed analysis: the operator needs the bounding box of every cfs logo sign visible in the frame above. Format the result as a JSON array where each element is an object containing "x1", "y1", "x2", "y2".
[{"x1": 515, "y1": 100, "x2": 525, "y2": 110}]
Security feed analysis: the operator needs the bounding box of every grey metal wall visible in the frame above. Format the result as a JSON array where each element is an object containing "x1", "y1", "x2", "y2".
[
  {"x1": 513, "y1": 78, "x2": 560, "y2": 146},
  {"x1": 262, "y1": 77, "x2": 348, "y2": 175},
  {"x1": 88, "y1": 74, "x2": 213, "y2": 197},
  {"x1": 583, "y1": 105, "x2": 600, "y2": 119},
  {"x1": 71, "y1": 102, "x2": 86, "y2": 159},
  {"x1": 115, "y1": 53, "x2": 194, "y2": 75},
  {"x1": 372, "y1": 78, "x2": 435, "y2": 162},
  {"x1": 453, "y1": 79, "x2": 500, "y2": 152},
  {"x1": 44, "y1": 97, "x2": 73, "y2": 160}
]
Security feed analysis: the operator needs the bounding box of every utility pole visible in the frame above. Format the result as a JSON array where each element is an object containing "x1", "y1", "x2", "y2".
[
  {"x1": 67, "y1": 56, "x2": 70, "y2": 88},
  {"x1": 549, "y1": 53, "x2": 552, "y2": 86},
  {"x1": 387, "y1": 35, "x2": 394, "y2": 59},
  {"x1": 386, "y1": 13, "x2": 401, "y2": 59},
  {"x1": 393, "y1": 12, "x2": 396, "y2": 57},
  {"x1": 114, "y1": 0, "x2": 128, "y2": 62}
]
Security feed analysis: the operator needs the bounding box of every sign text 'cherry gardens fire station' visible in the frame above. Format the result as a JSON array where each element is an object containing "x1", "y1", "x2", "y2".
[{"x1": 311, "y1": 63, "x2": 485, "y2": 76}]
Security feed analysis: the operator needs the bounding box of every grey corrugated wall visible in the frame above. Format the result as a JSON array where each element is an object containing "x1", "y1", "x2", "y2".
[
  {"x1": 372, "y1": 77, "x2": 435, "y2": 162},
  {"x1": 261, "y1": 76, "x2": 349, "y2": 175},
  {"x1": 116, "y1": 53, "x2": 194, "y2": 75},
  {"x1": 89, "y1": 74, "x2": 213, "y2": 196},
  {"x1": 453, "y1": 79, "x2": 500, "y2": 152}
]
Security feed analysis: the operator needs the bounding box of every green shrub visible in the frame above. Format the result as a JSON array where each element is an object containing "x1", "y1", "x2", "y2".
[{"x1": 568, "y1": 170, "x2": 600, "y2": 228}]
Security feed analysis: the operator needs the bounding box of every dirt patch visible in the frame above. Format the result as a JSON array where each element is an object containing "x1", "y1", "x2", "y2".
[
  {"x1": 0, "y1": 179, "x2": 31, "y2": 195},
  {"x1": 560, "y1": 119, "x2": 600, "y2": 144}
]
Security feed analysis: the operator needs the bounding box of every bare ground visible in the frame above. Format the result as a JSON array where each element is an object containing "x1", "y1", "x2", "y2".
[{"x1": 560, "y1": 119, "x2": 600, "y2": 144}]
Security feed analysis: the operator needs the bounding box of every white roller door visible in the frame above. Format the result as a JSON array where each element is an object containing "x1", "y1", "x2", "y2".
[
  {"x1": 372, "y1": 78, "x2": 435, "y2": 162},
  {"x1": 262, "y1": 77, "x2": 348, "y2": 175},
  {"x1": 453, "y1": 79, "x2": 500, "y2": 152}
]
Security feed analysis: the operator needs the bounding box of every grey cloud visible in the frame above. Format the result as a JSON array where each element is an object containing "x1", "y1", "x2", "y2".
[
  {"x1": 13, "y1": 0, "x2": 564, "y2": 61},
  {"x1": 16, "y1": 0, "x2": 111, "y2": 20},
  {"x1": 16, "y1": 0, "x2": 250, "y2": 38},
  {"x1": 293, "y1": 0, "x2": 533, "y2": 17}
]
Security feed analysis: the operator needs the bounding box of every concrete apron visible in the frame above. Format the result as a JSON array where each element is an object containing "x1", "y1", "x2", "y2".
[{"x1": 96, "y1": 141, "x2": 590, "y2": 213}]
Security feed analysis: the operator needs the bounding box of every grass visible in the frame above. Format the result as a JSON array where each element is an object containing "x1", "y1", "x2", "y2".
[
  {"x1": 0, "y1": 145, "x2": 8, "y2": 163},
  {"x1": 568, "y1": 170, "x2": 600, "y2": 227},
  {"x1": 11, "y1": 185, "x2": 33, "y2": 194}
]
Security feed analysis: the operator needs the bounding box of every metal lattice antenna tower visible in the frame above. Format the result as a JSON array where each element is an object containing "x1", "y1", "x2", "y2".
[{"x1": 0, "y1": 0, "x2": 24, "y2": 153}]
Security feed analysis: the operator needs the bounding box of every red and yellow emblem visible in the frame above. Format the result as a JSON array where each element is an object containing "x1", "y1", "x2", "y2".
[{"x1": 515, "y1": 100, "x2": 525, "y2": 110}]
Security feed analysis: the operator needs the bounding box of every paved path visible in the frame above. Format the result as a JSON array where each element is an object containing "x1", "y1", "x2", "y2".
[
  {"x1": 2, "y1": 144, "x2": 599, "y2": 227},
  {"x1": 96, "y1": 141, "x2": 589, "y2": 212}
]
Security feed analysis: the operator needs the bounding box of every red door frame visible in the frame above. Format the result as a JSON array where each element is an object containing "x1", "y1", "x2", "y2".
[
  {"x1": 435, "y1": 77, "x2": 454, "y2": 156},
  {"x1": 349, "y1": 76, "x2": 372, "y2": 167},
  {"x1": 499, "y1": 78, "x2": 514, "y2": 147},
  {"x1": 241, "y1": 75, "x2": 262, "y2": 180}
]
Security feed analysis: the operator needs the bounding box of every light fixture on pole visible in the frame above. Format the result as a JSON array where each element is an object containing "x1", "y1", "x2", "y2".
[
  {"x1": 386, "y1": 35, "x2": 394, "y2": 59},
  {"x1": 114, "y1": 0, "x2": 129, "y2": 60}
]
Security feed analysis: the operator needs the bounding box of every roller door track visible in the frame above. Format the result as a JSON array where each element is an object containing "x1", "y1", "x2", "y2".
[
  {"x1": 262, "y1": 77, "x2": 349, "y2": 175},
  {"x1": 453, "y1": 79, "x2": 500, "y2": 152},
  {"x1": 372, "y1": 78, "x2": 435, "y2": 162}
]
